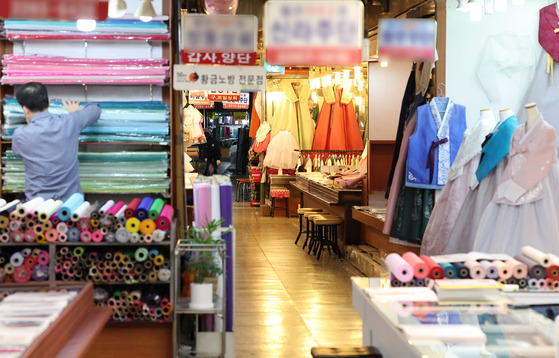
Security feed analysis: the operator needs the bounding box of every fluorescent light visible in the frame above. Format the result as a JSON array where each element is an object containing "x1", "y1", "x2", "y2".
[
  {"x1": 109, "y1": 0, "x2": 127, "y2": 18},
  {"x1": 76, "y1": 19, "x2": 96, "y2": 32},
  {"x1": 334, "y1": 71, "x2": 342, "y2": 85},
  {"x1": 343, "y1": 69, "x2": 351, "y2": 80},
  {"x1": 380, "y1": 61, "x2": 388, "y2": 67},
  {"x1": 494, "y1": 0, "x2": 507, "y2": 12},
  {"x1": 135, "y1": 0, "x2": 156, "y2": 22}
]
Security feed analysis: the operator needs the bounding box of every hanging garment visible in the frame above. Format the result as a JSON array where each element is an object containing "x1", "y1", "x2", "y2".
[
  {"x1": 472, "y1": 115, "x2": 559, "y2": 256},
  {"x1": 420, "y1": 110, "x2": 497, "y2": 256},
  {"x1": 444, "y1": 115, "x2": 518, "y2": 254},
  {"x1": 263, "y1": 130, "x2": 300, "y2": 170},
  {"x1": 269, "y1": 80, "x2": 315, "y2": 150},
  {"x1": 312, "y1": 85, "x2": 364, "y2": 151},
  {"x1": 406, "y1": 98, "x2": 467, "y2": 189},
  {"x1": 251, "y1": 121, "x2": 271, "y2": 153},
  {"x1": 249, "y1": 92, "x2": 262, "y2": 138},
  {"x1": 472, "y1": 114, "x2": 519, "y2": 188},
  {"x1": 183, "y1": 105, "x2": 206, "y2": 147}
]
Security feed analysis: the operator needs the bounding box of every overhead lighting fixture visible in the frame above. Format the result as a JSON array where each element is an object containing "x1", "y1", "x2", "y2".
[
  {"x1": 380, "y1": 61, "x2": 388, "y2": 67},
  {"x1": 76, "y1": 19, "x2": 97, "y2": 32},
  {"x1": 135, "y1": 0, "x2": 156, "y2": 22},
  {"x1": 354, "y1": 66, "x2": 362, "y2": 80},
  {"x1": 343, "y1": 69, "x2": 351, "y2": 81},
  {"x1": 494, "y1": 0, "x2": 507, "y2": 12},
  {"x1": 108, "y1": 0, "x2": 127, "y2": 18}
]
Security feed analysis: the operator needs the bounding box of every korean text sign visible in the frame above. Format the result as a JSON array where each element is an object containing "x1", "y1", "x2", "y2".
[
  {"x1": 173, "y1": 65, "x2": 266, "y2": 92},
  {"x1": 377, "y1": 19, "x2": 437, "y2": 62},
  {"x1": 264, "y1": 0, "x2": 364, "y2": 66}
]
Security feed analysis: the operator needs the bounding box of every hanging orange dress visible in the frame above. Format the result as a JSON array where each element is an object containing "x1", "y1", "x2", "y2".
[{"x1": 312, "y1": 85, "x2": 364, "y2": 151}]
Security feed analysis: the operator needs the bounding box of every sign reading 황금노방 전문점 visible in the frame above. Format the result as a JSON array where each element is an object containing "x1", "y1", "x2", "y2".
[
  {"x1": 264, "y1": 0, "x2": 364, "y2": 66},
  {"x1": 0, "y1": 0, "x2": 108, "y2": 20},
  {"x1": 181, "y1": 14, "x2": 258, "y2": 65},
  {"x1": 377, "y1": 19, "x2": 437, "y2": 62},
  {"x1": 173, "y1": 65, "x2": 266, "y2": 91}
]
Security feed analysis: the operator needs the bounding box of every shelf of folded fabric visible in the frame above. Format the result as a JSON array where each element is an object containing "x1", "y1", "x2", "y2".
[
  {"x1": 2, "y1": 19, "x2": 170, "y2": 41},
  {"x1": 2, "y1": 150, "x2": 171, "y2": 194},
  {"x1": 2, "y1": 99, "x2": 170, "y2": 144}
]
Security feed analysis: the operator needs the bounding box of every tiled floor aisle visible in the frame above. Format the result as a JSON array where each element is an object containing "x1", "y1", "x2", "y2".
[{"x1": 233, "y1": 202, "x2": 364, "y2": 357}]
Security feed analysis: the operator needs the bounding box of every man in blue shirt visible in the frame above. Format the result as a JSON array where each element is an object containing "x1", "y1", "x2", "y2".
[{"x1": 12, "y1": 82, "x2": 101, "y2": 201}]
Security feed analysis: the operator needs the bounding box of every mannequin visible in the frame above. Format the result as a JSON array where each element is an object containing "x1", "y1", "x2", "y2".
[
  {"x1": 525, "y1": 103, "x2": 540, "y2": 133},
  {"x1": 499, "y1": 108, "x2": 514, "y2": 123}
]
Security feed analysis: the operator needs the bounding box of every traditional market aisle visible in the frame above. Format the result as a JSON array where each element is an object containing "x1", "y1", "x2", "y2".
[{"x1": 233, "y1": 202, "x2": 363, "y2": 357}]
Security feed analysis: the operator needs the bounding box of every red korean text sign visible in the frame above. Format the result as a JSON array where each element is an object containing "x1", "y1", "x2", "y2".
[
  {"x1": 208, "y1": 91, "x2": 241, "y2": 102},
  {"x1": 181, "y1": 52, "x2": 257, "y2": 66},
  {"x1": 0, "y1": 0, "x2": 108, "y2": 20},
  {"x1": 264, "y1": 0, "x2": 364, "y2": 66}
]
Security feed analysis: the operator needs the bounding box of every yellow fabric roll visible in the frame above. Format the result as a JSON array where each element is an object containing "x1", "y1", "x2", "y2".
[{"x1": 125, "y1": 217, "x2": 141, "y2": 233}]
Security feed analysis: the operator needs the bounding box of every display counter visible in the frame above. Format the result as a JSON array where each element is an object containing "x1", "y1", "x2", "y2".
[
  {"x1": 352, "y1": 208, "x2": 419, "y2": 255},
  {"x1": 0, "y1": 282, "x2": 111, "y2": 358},
  {"x1": 290, "y1": 173, "x2": 365, "y2": 252},
  {"x1": 352, "y1": 277, "x2": 556, "y2": 358}
]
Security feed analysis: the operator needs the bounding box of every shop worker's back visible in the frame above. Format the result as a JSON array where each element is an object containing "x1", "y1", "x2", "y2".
[{"x1": 12, "y1": 86, "x2": 101, "y2": 201}]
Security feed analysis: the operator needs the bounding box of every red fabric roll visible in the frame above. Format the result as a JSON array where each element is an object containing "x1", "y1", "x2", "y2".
[
  {"x1": 125, "y1": 198, "x2": 142, "y2": 219},
  {"x1": 546, "y1": 264, "x2": 559, "y2": 279},
  {"x1": 420, "y1": 255, "x2": 444, "y2": 279}
]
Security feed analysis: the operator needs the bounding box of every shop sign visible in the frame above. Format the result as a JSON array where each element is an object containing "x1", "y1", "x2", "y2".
[
  {"x1": 377, "y1": 19, "x2": 437, "y2": 62},
  {"x1": 208, "y1": 91, "x2": 241, "y2": 102},
  {"x1": 223, "y1": 93, "x2": 250, "y2": 109},
  {"x1": 181, "y1": 52, "x2": 257, "y2": 66},
  {"x1": 264, "y1": 61, "x2": 284, "y2": 74},
  {"x1": 173, "y1": 65, "x2": 266, "y2": 92},
  {"x1": 264, "y1": 0, "x2": 363, "y2": 66},
  {"x1": 188, "y1": 91, "x2": 212, "y2": 106},
  {"x1": 181, "y1": 14, "x2": 257, "y2": 65},
  {"x1": 0, "y1": 0, "x2": 108, "y2": 20}
]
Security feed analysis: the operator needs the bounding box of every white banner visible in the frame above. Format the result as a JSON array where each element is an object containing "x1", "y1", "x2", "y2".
[{"x1": 173, "y1": 65, "x2": 266, "y2": 91}]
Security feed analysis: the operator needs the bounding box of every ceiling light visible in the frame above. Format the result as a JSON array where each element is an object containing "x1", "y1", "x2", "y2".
[
  {"x1": 380, "y1": 61, "x2": 388, "y2": 67},
  {"x1": 76, "y1": 19, "x2": 97, "y2": 32},
  {"x1": 135, "y1": 0, "x2": 156, "y2": 22},
  {"x1": 109, "y1": 0, "x2": 127, "y2": 18}
]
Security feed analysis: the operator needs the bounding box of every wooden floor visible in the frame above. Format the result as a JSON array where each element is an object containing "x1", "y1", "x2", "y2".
[{"x1": 234, "y1": 202, "x2": 364, "y2": 357}]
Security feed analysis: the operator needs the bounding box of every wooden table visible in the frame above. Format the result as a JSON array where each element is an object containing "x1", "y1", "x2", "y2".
[{"x1": 352, "y1": 208, "x2": 420, "y2": 255}]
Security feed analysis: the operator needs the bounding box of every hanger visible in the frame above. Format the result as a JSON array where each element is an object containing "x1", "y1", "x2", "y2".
[{"x1": 437, "y1": 83, "x2": 446, "y2": 97}]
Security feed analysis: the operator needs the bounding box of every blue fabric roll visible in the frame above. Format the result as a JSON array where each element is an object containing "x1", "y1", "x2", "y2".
[
  {"x1": 67, "y1": 227, "x2": 81, "y2": 242},
  {"x1": 220, "y1": 181, "x2": 233, "y2": 332},
  {"x1": 440, "y1": 262, "x2": 458, "y2": 279},
  {"x1": 58, "y1": 193, "x2": 84, "y2": 221},
  {"x1": 452, "y1": 262, "x2": 470, "y2": 279},
  {"x1": 135, "y1": 197, "x2": 154, "y2": 220}
]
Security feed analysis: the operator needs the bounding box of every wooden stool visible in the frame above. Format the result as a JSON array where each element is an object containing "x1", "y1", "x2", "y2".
[
  {"x1": 311, "y1": 346, "x2": 382, "y2": 358},
  {"x1": 313, "y1": 215, "x2": 344, "y2": 260},
  {"x1": 236, "y1": 178, "x2": 251, "y2": 201},
  {"x1": 302, "y1": 211, "x2": 326, "y2": 249},
  {"x1": 305, "y1": 213, "x2": 337, "y2": 254},
  {"x1": 295, "y1": 207, "x2": 322, "y2": 245},
  {"x1": 270, "y1": 186, "x2": 290, "y2": 218}
]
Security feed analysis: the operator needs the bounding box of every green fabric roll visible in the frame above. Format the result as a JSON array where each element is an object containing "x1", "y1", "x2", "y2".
[{"x1": 148, "y1": 198, "x2": 165, "y2": 220}]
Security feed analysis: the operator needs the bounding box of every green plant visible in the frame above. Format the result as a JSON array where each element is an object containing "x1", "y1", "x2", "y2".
[{"x1": 185, "y1": 218, "x2": 231, "y2": 284}]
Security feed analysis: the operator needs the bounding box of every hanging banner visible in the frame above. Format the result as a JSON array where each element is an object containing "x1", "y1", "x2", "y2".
[
  {"x1": 173, "y1": 65, "x2": 266, "y2": 91},
  {"x1": 208, "y1": 91, "x2": 241, "y2": 102},
  {"x1": 264, "y1": 0, "x2": 363, "y2": 66},
  {"x1": 377, "y1": 19, "x2": 437, "y2": 62},
  {"x1": 223, "y1": 93, "x2": 250, "y2": 109},
  {"x1": 0, "y1": 0, "x2": 108, "y2": 20},
  {"x1": 181, "y1": 14, "x2": 257, "y2": 65}
]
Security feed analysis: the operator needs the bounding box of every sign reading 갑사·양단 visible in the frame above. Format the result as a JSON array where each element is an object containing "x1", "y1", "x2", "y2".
[{"x1": 173, "y1": 65, "x2": 266, "y2": 92}]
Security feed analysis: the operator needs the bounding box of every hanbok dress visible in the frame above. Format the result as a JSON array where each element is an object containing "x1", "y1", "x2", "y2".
[{"x1": 473, "y1": 115, "x2": 559, "y2": 256}]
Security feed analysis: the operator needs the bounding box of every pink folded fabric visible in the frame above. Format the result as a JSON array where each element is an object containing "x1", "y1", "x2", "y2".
[{"x1": 334, "y1": 172, "x2": 366, "y2": 188}]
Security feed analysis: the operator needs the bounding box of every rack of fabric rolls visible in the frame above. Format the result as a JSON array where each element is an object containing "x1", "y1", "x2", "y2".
[
  {"x1": 0, "y1": 193, "x2": 175, "y2": 322},
  {"x1": 384, "y1": 246, "x2": 559, "y2": 292}
]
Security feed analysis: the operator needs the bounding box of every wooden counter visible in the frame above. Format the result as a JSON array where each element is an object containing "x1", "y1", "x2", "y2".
[
  {"x1": 352, "y1": 208, "x2": 419, "y2": 255},
  {"x1": 290, "y1": 180, "x2": 364, "y2": 253}
]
